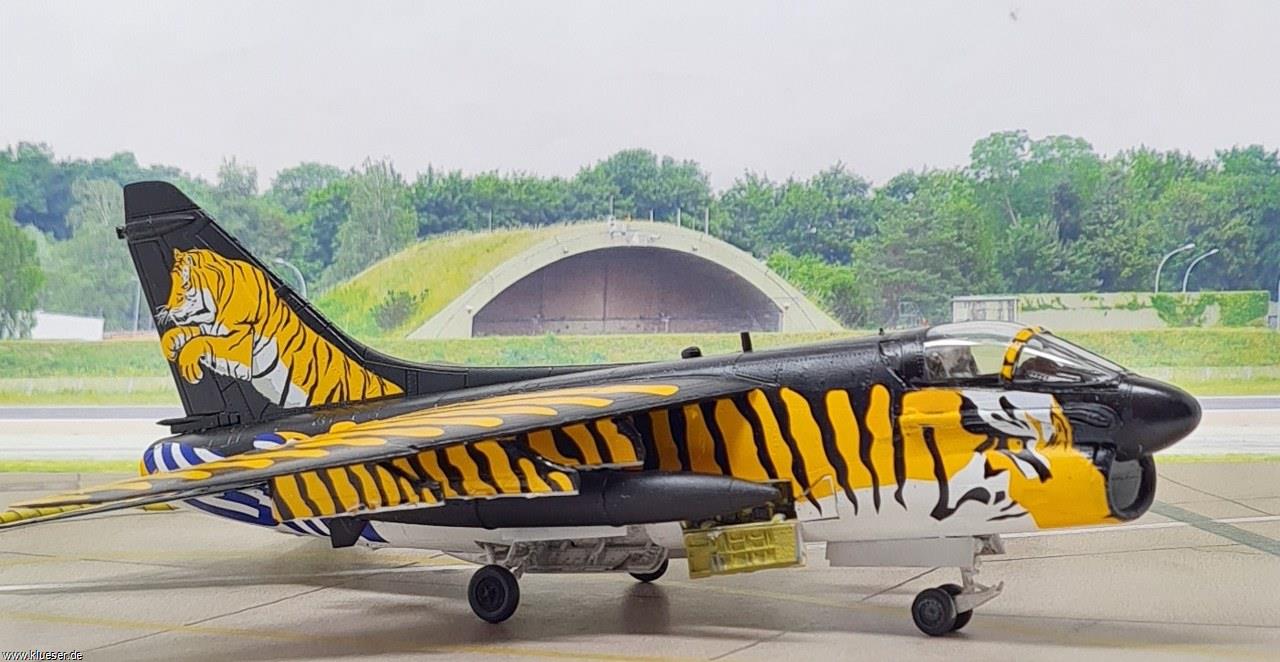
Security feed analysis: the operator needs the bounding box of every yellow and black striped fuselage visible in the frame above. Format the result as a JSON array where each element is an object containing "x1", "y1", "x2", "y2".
[
  {"x1": 611, "y1": 381, "x2": 1115, "y2": 537},
  {"x1": 155, "y1": 336, "x2": 1124, "y2": 544}
]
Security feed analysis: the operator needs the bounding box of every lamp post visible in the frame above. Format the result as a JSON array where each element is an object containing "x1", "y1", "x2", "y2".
[
  {"x1": 1181, "y1": 249, "x2": 1220, "y2": 294},
  {"x1": 273, "y1": 258, "x2": 307, "y2": 298},
  {"x1": 1154, "y1": 242, "x2": 1195, "y2": 293}
]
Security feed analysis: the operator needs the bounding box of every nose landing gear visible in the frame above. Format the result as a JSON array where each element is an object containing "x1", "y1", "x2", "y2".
[{"x1": 911, "y1": 567, "x2": 1003, "y2": 636}]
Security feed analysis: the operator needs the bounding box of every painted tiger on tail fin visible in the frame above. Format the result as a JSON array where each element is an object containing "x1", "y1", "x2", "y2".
[{"x1": 156, "y1": 248, "x2": 402, "y2": 408}]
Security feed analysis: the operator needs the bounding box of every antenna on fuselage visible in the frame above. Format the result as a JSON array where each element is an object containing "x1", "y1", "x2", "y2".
[{"x1": 740, "y1": 331, "x2": 753, "y2": 353}]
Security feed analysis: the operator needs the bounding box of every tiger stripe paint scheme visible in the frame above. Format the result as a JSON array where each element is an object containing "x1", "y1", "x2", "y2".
[
  {"x1": 0, "y1": 380, "x2": 726, "y2": 528},
  {"x1": 629, "y1": 385, "x2": 1111, "y2": 531},
  {"x1": 272, "y1": 441, "x2": 580, "y2": 521},
  {"x1": 158, "y1": 248, "x2": 402, "y2": 408},
  {"x1": 4, "y1": 377, "x2": 1113, "y2": 536}
]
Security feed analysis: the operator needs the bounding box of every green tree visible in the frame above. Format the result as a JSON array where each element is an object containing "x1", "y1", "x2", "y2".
[
  {"x1": 766, "y1": 251, "x2": 867, "y2": 327},
  {"x1": 0, "y1": 197, "x2": 45, "y2": 338},
  {"x1": 209, "y1": 159, "x2": 293, "y2": 261},
  {"x1": 327, "y1": 159, "x2": 416, "y2": 284},
  {"x1": 269, "y1": 162, "x2": 345, "y2": 214},
  {"x1": 854, "y1": 172, "x2": 994, "y2": 324},
  {"x1": 573, "y1": 149, "x2": 711, "y2": 220},
  {"x1": 40, "y1": 179, "x2": 138, "y2": 331}
]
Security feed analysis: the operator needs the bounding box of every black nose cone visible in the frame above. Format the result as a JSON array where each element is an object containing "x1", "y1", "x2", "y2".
[{"x1": 1122, "y1": 375, "x2": 1201, "y2": 457}]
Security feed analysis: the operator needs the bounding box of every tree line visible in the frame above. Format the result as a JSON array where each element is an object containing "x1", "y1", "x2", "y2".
[{"x1": 1, "y1": 132, "x2": 1278, "y2": 336}]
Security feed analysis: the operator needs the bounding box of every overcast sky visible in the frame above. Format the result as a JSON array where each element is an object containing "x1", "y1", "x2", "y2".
[{"x1": 2, "y1": 1, "x2": 1276, "y2": 189}]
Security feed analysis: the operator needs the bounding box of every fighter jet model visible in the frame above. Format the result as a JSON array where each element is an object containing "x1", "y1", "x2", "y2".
[{"x1": 1, "y1": 182, "x2": 1201, "y2": 636}]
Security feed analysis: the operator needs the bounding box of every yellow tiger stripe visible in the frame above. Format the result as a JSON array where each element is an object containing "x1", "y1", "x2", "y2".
[
  {"x1": 444, "y1": 445, "x2": 496, "y2": 497},
  {"x1": 347, "y1": 464, "x2": 383, "y2": 509},
  {"x1": 494, "y1": 395, "x2": 613, "y2": 408},
  {"x1": 299, "y1": 471, "x2": 337, "y2": 516},
  {"x1": 418, "y1": 450, "x2": 459, "y2": 499},
  {"x1": 650, "y1": 410, "x2": 682, "y2": 471},
  {"x1": 591, "y1": 384, "x2": 679, "y2": 396},
  {"x1": 899, "y1": 389, "x2": 986, "y2": 482},
  {"x1": 594, "y1": 419, "x2": 640, "y2": 465},
  {"x1": 394, "y1": 476, "x2": 416, "y2": 504},
  {"x1": 417, "y1": 483, "x2": 440, "y2": 505},
  {"x1": 373, "y1": 465, "x2": 403, "y2": 507},
  {"x1": 516, "y1": 457, "x2": 554, "y2": 493},
  {"x1": 563, "y1": 424, "x2": 604, "y2": 466},
  {"x1": 270, "y1": 474, "x2": 313, "y2": 519},
  {"x1": 527, "y1": 429, "x2": 577, "y2": 466},
  {"x1": 325, "y1": 468, "x2": 361, "y2": 513},
  {"x1": 292, "y1": 436, "x2": 391, "y2": 449},
  {"x1": 472, "y1": 441, "x2": 522, "y2": 494},
  {"x1": 0, "y1": 504, "x2": 87, "y2": 525},
  {"x1": 779, "y1": 388, "x2": 836, "y2": 499},
  {"x1": 391, "y1": 458, "x2": 418, "y2": 482},
  {"x1": 713, "y1": 398, "x2": 769, "y2": 482},
  {"x1": 682, "y1": 403, "x2": 722, "y2": 475},
  {"x1": 546, "y1": 471, "x2": 575, "y2": 491},
  {"x1": 327, "y1": 425, "x2": 444, "y2": 440},
  {"x1": 825, "y1": 390, "x2": 872, "y2": 490},
  {"x1": 401, "y1": 415, "x2": 504, "y2": 428},
  {"x1": 747, "y1": 390, "x2": 798, "y2": 495},
  {"x1": 867, "y1": 384, "x2": 896, "y2": 486},
  {"x1": 1000, "y1": 326, "x2": 1042, "y2": 380}
]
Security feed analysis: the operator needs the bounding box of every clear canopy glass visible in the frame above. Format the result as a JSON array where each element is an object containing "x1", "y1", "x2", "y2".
[{"x1": 922, "y1": 321, "x2": 1124, "y2": 385}]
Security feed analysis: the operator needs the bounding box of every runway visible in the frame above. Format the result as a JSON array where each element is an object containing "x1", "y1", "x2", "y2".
[
  {"x1": 1, "y1": 462, "x2": 1278, "y2": 661},
  {"x1": 3, "y1": 396, "x2": 1277, "y2": 460}
]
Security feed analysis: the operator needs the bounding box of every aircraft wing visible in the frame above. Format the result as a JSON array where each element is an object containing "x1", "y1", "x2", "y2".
[{"x1": 1, "y1": 375, "x2": 761, "y2": 530}]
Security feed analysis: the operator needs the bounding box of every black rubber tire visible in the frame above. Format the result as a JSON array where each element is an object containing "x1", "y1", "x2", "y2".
[
  {"x1": 468, "y1": 565, "x2": 520, "y2": 623},
  {"x1": 629, "y1": 559, "x2": 669, "y2": 583},
  {"x1": 912, "y1": 587, "x2": 958, "y2": 636},
  {"x1": 939, "y1": 583, "x2": 973, "y2": 632}
]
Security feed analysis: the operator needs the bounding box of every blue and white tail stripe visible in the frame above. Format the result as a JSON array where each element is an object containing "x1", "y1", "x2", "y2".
[{"x1": 141, "y1": 438, "x2": 385, "y2": 544}]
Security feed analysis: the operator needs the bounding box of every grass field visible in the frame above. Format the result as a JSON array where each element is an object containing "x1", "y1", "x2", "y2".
[
  {"x1": 314, "y1": 227, "x2": 554, "y2": 338},
  {"x1": 1, "y1": 328, "x2": 1278, "y2": 403}
]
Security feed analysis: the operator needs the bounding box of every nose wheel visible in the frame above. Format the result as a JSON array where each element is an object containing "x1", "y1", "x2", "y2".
[
  {"x1": 468, "y1": 564, "x2": 520, "y2": 623},
  {"x1": 911, "y1": 568, "x2": 1000, "y2": 636}
]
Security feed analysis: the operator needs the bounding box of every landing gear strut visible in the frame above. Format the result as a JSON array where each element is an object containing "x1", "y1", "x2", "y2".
[{"x1": 468, "y1": 564, "x2": 520, "y2": 623}]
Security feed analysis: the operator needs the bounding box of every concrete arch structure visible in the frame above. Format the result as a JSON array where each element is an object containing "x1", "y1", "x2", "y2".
[{"x1": 408, "y1": 221, "x2": 842, "y2": 339}]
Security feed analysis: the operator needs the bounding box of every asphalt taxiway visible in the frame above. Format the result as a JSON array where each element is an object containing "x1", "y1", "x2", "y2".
[{"x1": 1, "y1": 462, "x2": 1278, "y2": 661}]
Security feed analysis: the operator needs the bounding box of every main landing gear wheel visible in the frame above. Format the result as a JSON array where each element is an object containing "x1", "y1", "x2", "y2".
[
  {"x1": 629, "y1": 559, "x2": 669, "y2": 583},
  {"x1": 469, "y1": 564, "x2": 520, "y2": 623},
  {"x1": 911, "y1": 587, "x2": 958, "y2": 636}
]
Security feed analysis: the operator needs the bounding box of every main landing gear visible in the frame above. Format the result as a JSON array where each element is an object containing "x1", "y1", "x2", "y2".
[
  {"x1": 629, "y1": 558, "x2": 668, "y2": 583},
  {"x1": 465, "y1": 532, "x2": 668, "y2": 623},
  {"x1": 911, "y1": 566, "x2": 1003, "y2": 636}
]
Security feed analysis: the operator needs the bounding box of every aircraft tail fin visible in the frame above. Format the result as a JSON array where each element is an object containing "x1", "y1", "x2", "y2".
[{"x1": 119, "y1": 181, "x2": 454, "y2": 432}]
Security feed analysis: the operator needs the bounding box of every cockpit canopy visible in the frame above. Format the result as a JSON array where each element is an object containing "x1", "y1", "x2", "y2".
[{"x1": 921, "y1": 321, "x2": 1124, "y2": 386}]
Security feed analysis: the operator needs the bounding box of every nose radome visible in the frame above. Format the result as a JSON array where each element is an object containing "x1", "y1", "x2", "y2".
[{"x1": 1123, "y1": 375, "x2": 1202, "y2": 456}]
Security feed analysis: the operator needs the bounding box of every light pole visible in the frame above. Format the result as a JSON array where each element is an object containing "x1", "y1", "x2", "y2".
[
  {"x1": 273, "y1": 258, "x2": 307, "y2": 298},
  {"x1": 1181, "y1": 248, "x2": 1220, "y2": 294},
  {"x1": 1154, "y1": 242, "x2": 1195, "y2": 293}
]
